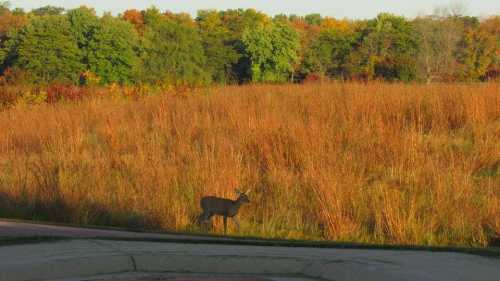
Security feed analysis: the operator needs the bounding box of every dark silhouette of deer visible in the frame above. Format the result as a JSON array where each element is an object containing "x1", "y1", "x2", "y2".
[{"x1": 196, "y1": 189, "x2": 251, "y2": 234}]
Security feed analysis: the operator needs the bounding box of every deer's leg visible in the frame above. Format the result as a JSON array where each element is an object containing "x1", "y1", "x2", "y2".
[
  {"x1": 197, "y1": 212, "x2": 208, "y2": 224},
  {"x1": 233, "y1": 216, "x2": 240, "y2": 232},
  {"x1": 198, "y1": 212, "x2": 213, "y2": 231},
  {"x1": 206, "y1": 214, "x2": 214, "y2": 231},
  {"x1": 223, "y1": 216, "x2": 228, "y2": 234},
  {"x1": 196, "y1": 212, "x2": 205, "y2": 225}
]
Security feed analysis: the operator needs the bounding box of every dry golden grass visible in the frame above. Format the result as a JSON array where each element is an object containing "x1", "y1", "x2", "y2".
[{"x1": 0, "y1": 82, "x2": 498, "y2": 247}]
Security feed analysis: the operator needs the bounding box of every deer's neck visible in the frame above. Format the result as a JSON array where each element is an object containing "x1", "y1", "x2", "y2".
[{"x1": 230, "y1": 199, "x2": 244, "y2": 213}]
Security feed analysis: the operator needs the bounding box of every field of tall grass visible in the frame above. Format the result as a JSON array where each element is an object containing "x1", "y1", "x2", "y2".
[{"x1": 0, "y1": 82, "x2": 498, "y2": 247}]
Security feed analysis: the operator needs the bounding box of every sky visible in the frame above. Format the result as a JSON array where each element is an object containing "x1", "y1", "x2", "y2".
[{"x1": 9, "y1": 0, "x2": 500, "y2": 19}]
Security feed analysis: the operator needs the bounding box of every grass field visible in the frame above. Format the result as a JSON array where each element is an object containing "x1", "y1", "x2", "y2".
[{"x1": 0, "y1": 82, "x2": 498, "y2": 247}]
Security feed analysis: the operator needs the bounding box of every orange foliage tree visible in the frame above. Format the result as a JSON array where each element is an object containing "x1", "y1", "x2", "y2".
[{"x1": 122, "y1": 9, "x2": 144, "y2": 34}]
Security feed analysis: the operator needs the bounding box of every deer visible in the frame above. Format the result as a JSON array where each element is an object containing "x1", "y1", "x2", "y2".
[{"x1": 196, "y1": 189, "x2": 251, "y2": 234}]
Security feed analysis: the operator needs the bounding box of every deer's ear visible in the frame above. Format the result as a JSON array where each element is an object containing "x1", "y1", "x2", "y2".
[
  {"x1": 245, "y1": 189, "x2": 252, "y2": 195},
  {"x1": 235, "y1": 189, "x2": 242, "y2": 195}
]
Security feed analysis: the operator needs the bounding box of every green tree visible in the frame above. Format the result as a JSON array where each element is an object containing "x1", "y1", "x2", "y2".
[
  {"x1": 303, "y1": 28, "x2": 357, "y2": 79},
  {"x1": 31, "y1": 5, "x2": 64, "y2": 16},
  {"x1": 85, "y1": 15, "x2": 140, "y2": 84},
  {"x1": 351, "y1": 13, "x2": 418, "y2": 81},
  {"x1": 0, "y1": 3, "x2": 28, "y2": 73},
  {"x1": 197, "y1": 10, "x2": 240, "y2": 83},
  {"x1": 218, "y1": 9, "x2": 270, "y2": 82},
  {"x1": 305, "y1": 13, "x2": 322, "y2": 26},
  {"x1": 142, "y1": 6, "x2": 163, "y2": 26},
  {"x1": 140, "y1": 13, "x2": 209, "y2": 85},
  {"x1": 67, "y1": 7, "x2": 100, "y2": 66},
  {"x1": 13, "y1": 15, "x2": 83, "y2": 83},
  {"x1": 457, "y1": 27, "x2": 496, "y2": 81},
  {"x1": 242, "y1": 21, "x2": 300, "y2": 82},
  {"x1": 219, "y1": 9, "x2": 269, "y2": 37}
]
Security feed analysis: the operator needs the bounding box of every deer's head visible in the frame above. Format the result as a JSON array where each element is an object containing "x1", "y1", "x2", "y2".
[{"x1": 235, "y1": 189, "x2": 251, "y2": 204}]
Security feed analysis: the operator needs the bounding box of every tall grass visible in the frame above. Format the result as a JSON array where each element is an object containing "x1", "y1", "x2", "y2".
[{"x1": 0, "y1": 82, "x2": 498, "y2": 247}]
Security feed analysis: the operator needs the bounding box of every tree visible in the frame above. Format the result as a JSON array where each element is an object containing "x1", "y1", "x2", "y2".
[
  {"x1": 351, "y1": 13, "x2": 419, "y2": 81},
  {"x1": 0, "y1": 10, "x2": 27, "y2": 75},
  {"x1": 305, "y1": 13, "x2": 322, "y2": 26},
  {"x1": 219, "y1": 9, "x2": 269, "y2": 37},
  {"x1": 303, "y1": 28, "x2": 357, "y2": 79},
  {"x1": 289, "y1": 17, "x2": 321, "y2": 81},
  {"x1": 85, "y1": 15, "x2": 140, "y2": 84},
  {"x1": 479, "y1": 16, "x2": 500, "y2": 80},
  {"x1": 242, "y1": 21, "x2": 300, "y2": 82},
  {"x1": 13, "y1": 15, "x2": 83, "y2": 83},
  {"x1": 31, "y1": 5, "x2": 65, "y2": 16},
  {"x1": 197, "y1": 10, "x2": 240, "y2": 83},
  {"x1": 414, "y1": 16, "x2": 462, "y2": 82},
  {"x1": 142, "y1": 6, "x2": 163, "y2": 26},
  {"x1": 434, "y1": 1, "x2": 468, "y2": 18},
  {"x1": 67, "y1": 7, "x2": 100, "y2": 63},
  {"x1": 140, "y1": 14, "x2": 209, "y2": 85},
  {"x1": 218, "y1": 9, "x2": 270, "y2": 82},
  {"x1": 164, "y1": 11, "x2": 195, "y2": 27},
  {"x1": 457, "y1": 27, "x2": 496, "y2": 81},
  {"x1": 320, "y1": 18, "x2": 353, "y2": 32},
  {"x1": 0, "y1": 2, "x2": 27, "y2": 43},
  {"x1": 122, "y1": 9, "x2": 145, "y2": 34}
]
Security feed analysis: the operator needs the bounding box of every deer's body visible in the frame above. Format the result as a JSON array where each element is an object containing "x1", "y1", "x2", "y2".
[
  {"x1": 197, "y1": 189, "x2": 250, "y2": 234},
  {"x1": 201, "y1": 196, "x2": 244, "y2": 217}
]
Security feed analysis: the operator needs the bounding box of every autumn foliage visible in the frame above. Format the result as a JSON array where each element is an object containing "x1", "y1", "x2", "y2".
[{"x1": 0, "y1": 4, "x2": 498, "y2": 86}]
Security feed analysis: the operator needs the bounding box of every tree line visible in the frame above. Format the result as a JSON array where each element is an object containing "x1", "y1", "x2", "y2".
[{"x1": 0, "y1": 3, "x2": 498, "y2": 86}]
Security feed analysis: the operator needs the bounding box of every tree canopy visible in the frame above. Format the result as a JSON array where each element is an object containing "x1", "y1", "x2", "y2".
[
  {"x1": 196, "y1": 10, "x2": 240, "y2": 84},
  {"x1": 85, "y1": 15, "x2": 140, "y2": 84},
  {"x1": 13, "y1": 15, "x2": 83, "y2": 83},
  {"x1": 140, "y1": 9, "x2": 209, "y2": 85},
  {"x1": 0, "y1": 4, "x2": 498, "y2": 85},
  {"x1": 242, "y1": 21, "x2": 300, "y2": 82}
]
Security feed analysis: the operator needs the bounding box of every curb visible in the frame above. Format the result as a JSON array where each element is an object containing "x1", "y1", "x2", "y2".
[{"x1": 1, "y1": 219, "x2": 499, "y2": 259}]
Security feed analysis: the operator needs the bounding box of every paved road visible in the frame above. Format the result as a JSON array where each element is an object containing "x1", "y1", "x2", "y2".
[{"x1": 1, "y1": 238, "x2": 500, "y2": 281}]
